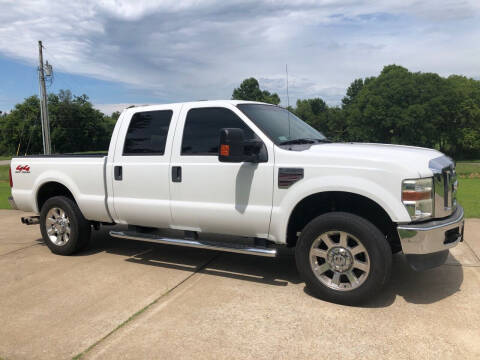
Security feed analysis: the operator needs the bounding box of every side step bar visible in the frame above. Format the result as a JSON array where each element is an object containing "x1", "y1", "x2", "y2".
[{"x1": 109, "y1": 230, "x2": 277, "y2": 257}]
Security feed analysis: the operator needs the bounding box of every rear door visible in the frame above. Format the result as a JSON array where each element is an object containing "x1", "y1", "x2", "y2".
[{"x1": 111, "y1": 105, "x2": 181, "y2": 227}]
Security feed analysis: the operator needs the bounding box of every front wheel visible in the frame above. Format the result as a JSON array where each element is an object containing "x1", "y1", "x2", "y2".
[
  {"x1": 295, "y1": 212, "x2": 392, "y2": 305},
  {"x1": 40, "y1": 196, "x2": 91, "y2": 255}
]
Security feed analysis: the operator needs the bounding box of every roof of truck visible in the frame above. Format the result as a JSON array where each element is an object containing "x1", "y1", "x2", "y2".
[{"x1": 122, "y1": 100, "x2": 273, "y2": 113}]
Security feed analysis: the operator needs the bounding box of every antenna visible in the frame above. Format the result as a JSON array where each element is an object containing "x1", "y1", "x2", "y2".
[
  {"x1": 286, "y1": 64, "x2": 291, "y2": 138},
  {"x1": 286, "y1": 64, "x2": 290, "y2": 109}
]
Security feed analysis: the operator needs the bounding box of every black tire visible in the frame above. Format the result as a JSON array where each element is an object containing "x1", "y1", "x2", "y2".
[
  {"x1": 40, "y1": 196, "x2": 91, "y2": 255},
  {"x1": 295, "y1": 212, "x2": 392, "y2": 305}
]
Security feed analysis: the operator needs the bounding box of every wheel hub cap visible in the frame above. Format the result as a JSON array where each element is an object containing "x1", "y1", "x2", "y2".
[
  {"x1": 54, "y1": 219, "x2": 66, "y2": 234},
  {"x1": 309, "y1": 230, "x2": 371, "y2": 291},
  {"x1": 327, "y1": 247, "x2": 353, "y2": 272},
  {"x1": 45, "y1": 207, "x2": 71, "y2": 246}
]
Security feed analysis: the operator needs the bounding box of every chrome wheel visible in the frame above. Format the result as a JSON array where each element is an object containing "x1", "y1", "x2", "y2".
[
  {"x1": 45, "y1": 207, "x2": 71, "y2": 246},
  {"x1": 309, "y1": 231, "x2": 370, "y2": 291}
]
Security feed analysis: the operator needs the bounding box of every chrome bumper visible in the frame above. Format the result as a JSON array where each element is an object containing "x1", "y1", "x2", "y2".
[
  {"x1": 8, "y1": 196, "x2": 18, "y2": 210},
  {"x1": 397, "y1": 205, "x2": 464, "y2": 255}
]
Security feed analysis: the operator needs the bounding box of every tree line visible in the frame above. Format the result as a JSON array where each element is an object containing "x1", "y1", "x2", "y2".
[
  {"x1": 1, "y1": 64, "x2": 479, "y2": 159},
  {"x1": 0, "y1": 90, "x2": 119, "y2": 155},
  {"x1": 233, "y1": 65, "x2": 480, "y2": 159}
]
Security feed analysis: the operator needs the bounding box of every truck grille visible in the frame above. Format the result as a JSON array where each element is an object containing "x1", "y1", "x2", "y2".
[{"x1": 430, "y1": 156, "x2": 457, "y2": 218}]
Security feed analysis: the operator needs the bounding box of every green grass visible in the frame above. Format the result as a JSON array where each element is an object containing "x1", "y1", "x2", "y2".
[
  {"x1": 0, "y1": 165, "x2": 12, "y2": 209},
  {"x1": 0, "y1": 165, "x2": 9, "y2": 182},
  {"x1": 0, "y1": 182, "x2": 11, "y2": 209},
  {"x1": 0, "y1": 156, "x2": 11, "y2": 160},
  {"x1": 456, "y1": 161, "x2": 480, "y2": 178},
  {"x1": 457, "y1": 178, "x2": 480, "y2": 218}
]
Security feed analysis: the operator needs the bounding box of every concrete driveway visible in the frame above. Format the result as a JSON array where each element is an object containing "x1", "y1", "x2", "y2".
[{"x1": 0, "y1": 210, "x2": 479, "y2": 360}]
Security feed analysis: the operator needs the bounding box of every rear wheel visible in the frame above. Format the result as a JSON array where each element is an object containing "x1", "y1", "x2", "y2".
[
  {"x1": 295, "y1": 212, "x2": 391, "y2": 305},
  {"x1": 40, "y1": 196, "x2": 91, "y2": 255}
]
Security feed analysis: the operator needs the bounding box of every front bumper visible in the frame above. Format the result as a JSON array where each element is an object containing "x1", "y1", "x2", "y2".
[
  {"x1": 8, "y1": 196, "x2": 18, "y2": 210},
  {"x1": 397, "y1": 205, "x2": 464, "y2": 270}
]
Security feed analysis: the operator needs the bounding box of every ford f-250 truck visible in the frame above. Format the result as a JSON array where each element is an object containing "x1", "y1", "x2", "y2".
[{"x1": 8, "y1": 100, "x2": 464, "y2": 305}]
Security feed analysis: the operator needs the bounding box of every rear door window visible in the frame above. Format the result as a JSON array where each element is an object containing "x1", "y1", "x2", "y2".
[{"x1": 123, "y1": 110, "x2": 173, "y2": 155}]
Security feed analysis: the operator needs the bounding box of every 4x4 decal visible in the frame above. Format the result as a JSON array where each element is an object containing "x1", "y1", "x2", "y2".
[{"x1": 15, "y1": 165, "x2": 30, "y2": 173}]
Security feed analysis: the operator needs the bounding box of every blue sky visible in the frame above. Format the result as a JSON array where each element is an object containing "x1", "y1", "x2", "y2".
[{"x1": 0, "y1": 0, "x2": 479, "y2": 114}]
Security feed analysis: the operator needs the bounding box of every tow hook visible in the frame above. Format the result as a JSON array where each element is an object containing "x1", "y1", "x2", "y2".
[{"x1": 21, "y1": 216, "x2": 40, "y2": 225}]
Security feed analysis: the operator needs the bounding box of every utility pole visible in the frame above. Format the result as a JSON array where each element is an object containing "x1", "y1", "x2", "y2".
[{"x1": 38, "y1": 40, "x2": 51, "y2": 154}]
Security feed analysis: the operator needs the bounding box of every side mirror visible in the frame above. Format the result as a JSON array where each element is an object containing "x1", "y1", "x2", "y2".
[
  {"x1": 218, "y1": 128, "x2": 245, "y2": 163},
  {"x1": 244, "y1": 139, "x2": 263, "y2": 158}
]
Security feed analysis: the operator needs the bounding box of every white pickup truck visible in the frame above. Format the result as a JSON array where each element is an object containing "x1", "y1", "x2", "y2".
[{"x1": 8, "y1": 100, "x2": 464, "y2": 305}]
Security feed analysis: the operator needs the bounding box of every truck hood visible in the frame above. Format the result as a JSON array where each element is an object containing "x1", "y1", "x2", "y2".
[{"x1": 302, "y1": 142, "x2": 444, "y2": 177}]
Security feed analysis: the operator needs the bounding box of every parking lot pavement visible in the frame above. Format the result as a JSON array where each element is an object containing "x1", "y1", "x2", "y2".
[
  {"x1": 464, "y1": 218, "x2": 480, "y2": 256},
  {"x1": 0, "y1": 210, "x2": 216, "y2": 360},
  {"x1": 0, "y1": 210, "x2": 39, "y2": 256},
  {"x1": 0, "y1": 210, "x2": 479, "y2": 360}
]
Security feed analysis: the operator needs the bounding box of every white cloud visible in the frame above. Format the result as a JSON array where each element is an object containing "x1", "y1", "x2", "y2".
[{"x1": 1, "y1": 0, "x2": 479, "y2": 105}]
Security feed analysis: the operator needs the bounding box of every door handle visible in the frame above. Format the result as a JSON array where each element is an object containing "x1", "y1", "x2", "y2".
[
  {"x1": 172, "y1": 166, "x2": 182, "y2": 182},
  {"x1": 114, "y1": 166, "x2": 123, "y2": 181}
]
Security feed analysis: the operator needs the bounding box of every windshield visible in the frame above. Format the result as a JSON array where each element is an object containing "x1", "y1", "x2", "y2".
[{"x1": 237, "y1": 103, "x2": 327, "y2": 145}]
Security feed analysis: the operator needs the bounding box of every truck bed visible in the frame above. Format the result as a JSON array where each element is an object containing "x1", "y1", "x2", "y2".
[{"x1": 10, "y1": 155, "x2": 112, "y2": 222}]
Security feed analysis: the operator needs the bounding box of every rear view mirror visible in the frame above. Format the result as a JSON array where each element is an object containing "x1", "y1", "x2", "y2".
[{"x1": 218, "y1": 128, "x2": 245, "y2": 162}]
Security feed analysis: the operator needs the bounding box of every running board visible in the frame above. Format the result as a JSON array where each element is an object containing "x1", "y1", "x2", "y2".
[{"x1": 109, "y1": 230, "x2": 277, "y2": 257}]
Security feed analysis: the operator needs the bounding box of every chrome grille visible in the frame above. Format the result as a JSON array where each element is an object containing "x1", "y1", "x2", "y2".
[{"x1": 430, "y1": 156, "x2": 457, "y2": 218}]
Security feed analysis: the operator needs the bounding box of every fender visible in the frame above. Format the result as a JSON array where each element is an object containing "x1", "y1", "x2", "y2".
[
  {"x1": 268, "y1": 175, "x2": 411, "y2": 244},
  {"x1": 33, "y1": 170, "x2": 110, "y2": 222},
  {"x1": 33, "y1": 171, "x2": 81, "y2": 213}
]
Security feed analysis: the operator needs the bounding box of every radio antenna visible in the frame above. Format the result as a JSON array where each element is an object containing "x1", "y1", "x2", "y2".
[
  {"x1": 286, "y1": 64, "x2": 290, "y2": 109},
  {"x1": 286, "y1": 64, "x2": 291, "y2": 138}
]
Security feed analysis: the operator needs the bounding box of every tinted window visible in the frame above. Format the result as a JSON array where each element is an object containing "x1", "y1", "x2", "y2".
[
  {"x1": 123, "y1": 110, "x2": 173, "y2": 155},
  {"x1": 181, "y1": 107, "x2": 255, "y2": 155}
]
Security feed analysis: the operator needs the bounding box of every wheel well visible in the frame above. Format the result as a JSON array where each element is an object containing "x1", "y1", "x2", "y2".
[
  {"x1": 286, "y1": 191, "x2": 401, "y2": 252},
  {"x1": 37, "y1": 182, "x2": 76, "y2": 212}
]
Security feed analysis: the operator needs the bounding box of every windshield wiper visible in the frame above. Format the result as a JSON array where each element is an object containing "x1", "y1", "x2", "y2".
[{"x1": 279, "y1": 138, "x2": 331, "y2": 145}]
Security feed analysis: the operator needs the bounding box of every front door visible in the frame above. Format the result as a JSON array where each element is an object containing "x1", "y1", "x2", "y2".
[{"x1": 169, "y1": 104, "x2": 274, "y2": 238}]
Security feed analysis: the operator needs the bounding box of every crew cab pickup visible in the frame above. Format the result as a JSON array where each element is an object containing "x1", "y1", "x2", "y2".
[{"x1": 8, "y1": 100, "x2": 464, "y2": 305}]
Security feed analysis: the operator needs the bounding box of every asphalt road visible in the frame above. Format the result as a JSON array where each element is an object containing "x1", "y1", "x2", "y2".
[
  {"x1": 0, "y1": 160, "x2": 10, "y2": 166},
  {"x1": 0, "y1": 210, "x2": 479, "y2": 359}
]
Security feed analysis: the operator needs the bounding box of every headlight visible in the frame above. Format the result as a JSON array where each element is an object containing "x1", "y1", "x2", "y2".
[{"x1": 402, "y1": 178, "x2": 434, "y2": 221}]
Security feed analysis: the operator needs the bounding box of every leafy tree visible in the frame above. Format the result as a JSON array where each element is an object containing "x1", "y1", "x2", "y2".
[
  {"x1": 47, "y1": 91, "x2": 110, "y2": 153},
  {"x1": 292, "y1": 98, "x2": 347, "y2": 141},
  {"x1": 293, "y1": 98, "x2": 328, "y2": 132},
  {"x1": 342, "y1": 78, "x2": 364, "y2": 107},
  {"x1": 0, "y1": 90, "x2": 117, "y2": 155},
  {"x1": 232, "y1": 67, "x2": 480, "y2": 159},
  {"x1": 232, "y1": 78, "x2": 280, "y2": 104},
  {"x1": 0, "y1": 96, "x2": 42, "y2": 155},
  {"x1": 340, "y1": 65, "x2": 480, "y2": 158},
  {"x1": 2, "y1": 67, "x2": 480, "y2": 160}
]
